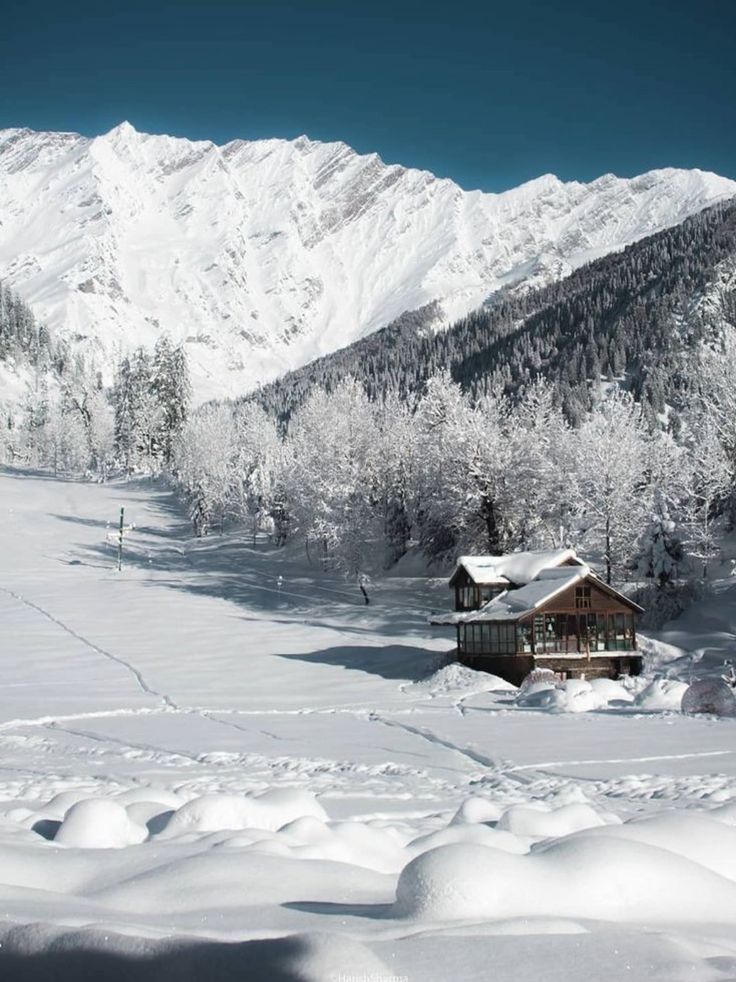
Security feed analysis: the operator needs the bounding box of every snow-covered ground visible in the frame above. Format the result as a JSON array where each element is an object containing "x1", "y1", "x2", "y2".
[{"x1": 1, "y1": 467, "x2": 736, "y2": 980}]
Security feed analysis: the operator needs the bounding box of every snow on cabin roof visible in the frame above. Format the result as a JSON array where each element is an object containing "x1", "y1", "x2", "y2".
[
  {"x1": 430, "y1": 565, "x2": 643, "y2": 626},
  {"x1": 465, "y1": 566, "x2": 644, "y2": 622},
  {"x1": 467, "y1": 567, "x2": 592, "y2": 622},
  {"x1": 450, "y1": 549, "x2": 581, "y2": 587}
]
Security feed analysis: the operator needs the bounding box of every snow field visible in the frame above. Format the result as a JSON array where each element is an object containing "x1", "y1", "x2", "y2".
[{"x1": 5, "y1": 782, "x2": 736, "y2": 936}]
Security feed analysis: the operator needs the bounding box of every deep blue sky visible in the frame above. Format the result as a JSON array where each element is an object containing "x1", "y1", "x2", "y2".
[{"x1": 1, "y1": 0, "x2": 733, "y2": 192}]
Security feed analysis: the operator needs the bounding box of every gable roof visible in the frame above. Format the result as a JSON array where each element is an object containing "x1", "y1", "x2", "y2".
[
  {"x1": 449, "y1": 549, "x2": 582, "y2": 588},
  {"x1": 432, "y1": 567, "x2": 643, "y2": 625}
]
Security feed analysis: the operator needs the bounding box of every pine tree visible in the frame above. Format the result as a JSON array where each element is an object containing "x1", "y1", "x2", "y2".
[
  {"x1": 150, "y1": 337, "x2": 191, "y2": 467},
  {"x1": 637, "y1": 490, "x2": 684, "y2": 590}
]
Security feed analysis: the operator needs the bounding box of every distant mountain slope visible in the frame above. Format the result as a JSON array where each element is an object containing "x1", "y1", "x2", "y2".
[
  {"x1": 1, "y1": 122, "x2": 734, "y2": 402},
  {"x1": 252, "y1": 199, "x2": 736, "y2": 422}
]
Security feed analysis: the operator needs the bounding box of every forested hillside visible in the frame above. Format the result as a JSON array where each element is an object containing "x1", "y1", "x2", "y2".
[
  {"x1": 0, "y1": 281, "x2": 66, "y2": 374},
  {"x1": 253, "y1": 199, "x2": 736, "y2": 424}
]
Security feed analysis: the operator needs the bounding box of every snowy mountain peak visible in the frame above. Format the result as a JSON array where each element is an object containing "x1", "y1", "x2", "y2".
[{"x1": 0, "y1": 123, "x2": 735, "y2": 402}]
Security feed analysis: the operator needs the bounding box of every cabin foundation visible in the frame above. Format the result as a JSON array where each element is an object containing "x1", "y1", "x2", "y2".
[{"x1": 457, "y1": 651, "x2": 643, "y2": 687}]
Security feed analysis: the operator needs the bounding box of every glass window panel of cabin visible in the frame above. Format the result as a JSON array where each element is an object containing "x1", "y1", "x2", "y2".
[
  {"x1": 534, "y1": 615, "x2": 545, "y2": 652},
  {"x1": 544, "y1": 614, "x2": 556, "y2": 648},
  {"x1": 518, "y1": 621, "x2": 532, "y2": 652}
]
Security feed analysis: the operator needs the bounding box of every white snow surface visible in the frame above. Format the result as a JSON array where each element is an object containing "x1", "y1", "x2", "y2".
[
  {"x1": 1, "y1": 124, "x2": 735, "y2": 402},
  {"x1": 2, "y1": 467, "x2": 736, "y2": 980}
]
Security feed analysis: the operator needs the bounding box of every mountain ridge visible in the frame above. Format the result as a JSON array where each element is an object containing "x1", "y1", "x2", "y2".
[{"x1": 1, "y1": 122, "x2": 735, "y2": 401}]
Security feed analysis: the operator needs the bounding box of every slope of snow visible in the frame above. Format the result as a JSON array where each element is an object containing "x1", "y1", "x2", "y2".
[
  {"x1": 1, "y1": 466, "x2": 736, "y2": 979},
  {"x1": 1, "y1": 123, "x2": 735, "y2": 401}
]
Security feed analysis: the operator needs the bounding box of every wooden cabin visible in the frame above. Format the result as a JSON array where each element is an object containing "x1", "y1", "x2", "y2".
[{"x1": 433, "y1": 551, "x2": 643, "y2": 685}]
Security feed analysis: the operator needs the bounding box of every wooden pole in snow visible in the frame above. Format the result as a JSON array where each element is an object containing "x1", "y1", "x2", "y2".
[{"x1": 117, "y1": 507, "x2": 124, "y2": 572}]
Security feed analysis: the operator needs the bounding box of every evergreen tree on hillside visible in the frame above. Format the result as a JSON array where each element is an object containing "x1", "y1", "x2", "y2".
[
  {"x1": 636, "y1": 490, "x2": 684, "y2": 590},
  {"x1": 151, "y1": 337, "x2": 191, "y2": 466}
]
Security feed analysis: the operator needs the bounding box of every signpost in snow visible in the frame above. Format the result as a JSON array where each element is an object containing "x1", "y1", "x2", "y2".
[{"x1": 112, "y1": 507, "x2": 134, "y2": 571}]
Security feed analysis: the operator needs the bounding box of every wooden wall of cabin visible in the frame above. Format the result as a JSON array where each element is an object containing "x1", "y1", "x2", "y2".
[{"x1": 526, "y1": 580, "x2": 638, "y2": 654}]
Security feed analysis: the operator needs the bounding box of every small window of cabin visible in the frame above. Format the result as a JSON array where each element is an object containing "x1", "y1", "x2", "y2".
[{"x1": 575, "y1": 585, "x2": 592, "y2": 609}]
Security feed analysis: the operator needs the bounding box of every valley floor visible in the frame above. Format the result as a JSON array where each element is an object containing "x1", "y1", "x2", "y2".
[{"x1": 0, "y1": 466, "x2": 735, "y2": 981}]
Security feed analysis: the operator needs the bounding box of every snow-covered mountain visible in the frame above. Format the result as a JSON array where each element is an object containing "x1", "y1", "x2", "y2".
[{"x1": 1, "y1": 121, "x2": 734, "y2": 402}]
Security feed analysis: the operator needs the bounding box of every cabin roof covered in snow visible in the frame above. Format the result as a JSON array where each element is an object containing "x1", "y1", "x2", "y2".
[
  {"x1": 466, "y1": 567, "x2": 591, "y2": 621},
  {"x1": 449, "y1": 549, "x2": 582, "y2": 587},
  {"x1": 431, "y1": 566, "x2": 643, "y2": 625}
]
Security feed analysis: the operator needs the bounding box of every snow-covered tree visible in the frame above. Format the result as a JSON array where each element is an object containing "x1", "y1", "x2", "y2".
[
  {"x1": 285, "y1": 378, "x2": 380, "y2": 574},
  {"x1": 682, "y1": 413, "x2": 732, "y2": 577},
  {"x1": 694, "y1": 326, "x2": 736, "y2": 522},
  {"x1": 60, "y1": 361, "x2": 115, "y2": 478},
  {"x1": 150, "y1": 337, "x2": 191, "y2": 467},
  {"x1": 231, "y1": 402, "x2": 282, "y2": 544},
  {"x1": 175, "y1": 403, "x2": 236, "y2": 534},
  {"x1": 410, "y1": 372, "x2": 472, "y2": 560},
  {"x1": 636, "y1": 489, "x2": 684, "y2": 590},
  {"x1": 373, "y1": 392, "x2": 420, "y2": 566},
  {"x1": 571, "y1": 391, "x2": 651, "y2": 584}
]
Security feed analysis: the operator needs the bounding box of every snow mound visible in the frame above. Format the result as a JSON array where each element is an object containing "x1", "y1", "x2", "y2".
[
  {"x1": 412, "y1": 662, "x2": 515, "y2": 697},
  {"x1": 450, "y1": 796, "x2": 505, "y2": 825},
  {"x1": 54, "y1": 799, "x2": 147, "y2": 849},
  {"x1": 633, "y1": 678, "x2": 688, "y2": 711},
  {"x1": 43, "y1": 791, "x2": 97, "y2": 820},
  {"x1": 518, "y1": 668, "x2": 558, "y2": 694},
  {"x1": 275, "y1": 817, "x2": 407, "y2": 873},
  {"x1": 588, "y1": 677, "x2": 634, "y2": 704},
  {"x1": 682, "y1": 678, "x2": 736, "y2": 717},
  {"x1": 156, "y1": 789, "x2": 327, "y2": 838},
  {"x1": 395, "y1": 834, "x2": 736, "y2": 923},
  {"x1": 571, "y1": 810, "x2": 736, "y2": 882},
  {"x1": 517, "y1": 677, "x2": 633, "y2": 712},
  {"x1": 515, "y1": 679, "x2": 558, "y2": 707},
  {"x1": 496, "y1": 802, "x2": 609, "y2": 838},
  {"x1": 407, "y1": 823, "x2": 528, "y2": 858}
]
